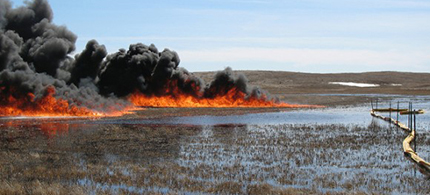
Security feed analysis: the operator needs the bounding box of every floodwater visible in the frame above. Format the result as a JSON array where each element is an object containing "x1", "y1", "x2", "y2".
[{"x1": 1, "y1": 95, "x2": 430, "y2": 194}]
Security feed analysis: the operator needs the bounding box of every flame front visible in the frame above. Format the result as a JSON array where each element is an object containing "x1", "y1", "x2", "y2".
[
  {"x1": 0, "y1": 82, "x2": 314, "y2": 118},
  {"x1": 0, "y1": 86, "x2": 137, "y2": 117},
  {"x1": 129, "y1": 88, "x2": 308, "y2": 108},
  {"x1": 0, "y1": 86, "x2": 99, "y2": 117}
]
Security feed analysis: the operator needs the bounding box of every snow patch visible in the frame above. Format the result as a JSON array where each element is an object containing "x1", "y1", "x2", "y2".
[
  {"x1": 329, "y1": 82, "x2": 380, "y2": 88},
  {"x1": 390, "y1": 84, "x2": 402, "y2": 86}
]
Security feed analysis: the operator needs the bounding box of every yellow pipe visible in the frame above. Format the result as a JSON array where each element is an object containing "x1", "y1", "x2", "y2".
[
  {"x1": 373, "y1": 108, "x2": 408, "y2": 112},
  {"x1": 371, "y1": 108, "x2": 430, "y2": 173},
  {"x1": 400, "y1": 109, "x2": 425, "y2": 115}
]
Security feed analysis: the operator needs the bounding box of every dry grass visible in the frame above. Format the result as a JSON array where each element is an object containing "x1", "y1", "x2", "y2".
[
  {"x1": 3, "y1": 71, "x2": 430, "y2": 194},
  {"x1": 195, "y1": 71, "x2": 430, "y2": 96},
  {"x1": 0, "y1": 180, "x2": 86, "y2": 195},
  {"x1": 1, "y1": 119, "x2": 429, "y2": 194},
  {"x1": 196, "y1": 71, "x2": 430, "y2": 106}
]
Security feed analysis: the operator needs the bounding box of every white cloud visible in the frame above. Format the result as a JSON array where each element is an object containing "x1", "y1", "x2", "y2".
[
  {"x1": 75, "y1": 35, "x2": 430, "y2": 72},
  {"x1": 178, "y1": 47, "x2": 430, "y2": 72}
]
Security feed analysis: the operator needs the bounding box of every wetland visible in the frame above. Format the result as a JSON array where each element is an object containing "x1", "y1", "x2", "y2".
[{"x1": 1, "y1": 95, "x2": 430, "y2": 194}]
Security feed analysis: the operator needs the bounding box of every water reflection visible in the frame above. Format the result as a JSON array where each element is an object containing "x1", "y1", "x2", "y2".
[
  {"x1": 0, "y1": 119, "x2": 90, "y2": 139},
  {"x1": 38, "y1": 123, "x2": 70, "y2": 138}
]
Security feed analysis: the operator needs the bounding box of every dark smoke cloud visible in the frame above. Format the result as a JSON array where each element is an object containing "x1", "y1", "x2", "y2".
[
  {"x1": 24, "y1": 19, "x2": 77, "y2": 77},
  {"x1": 0, "y1": 0, "x2": 129, "y2": 112},
  {"x1": 0, "y1": 31, "x2": 21, "y2": 71},
  {"x1": 5, "y1": 0, "x2": 52, "y2": 40},
  {"x1": 204, "y1": 67, "x2": 249, "y2": 98},
  {"x1": 98, "y1": 43, "x2": 160, "y2": 97},
  {"x1": 98, "y1": 44, "x2": 206, "y2": 98},
  {"x1": 0, "y1": 0, "x2": 10, "y2": 29},
  {"x1": 0, "y1": 0, "x2": 277, "y2": 113},
  {"x1": 69, "y1": 39, "x2": 107, "y2": 86},
  {"x1": 203, "y1": 67, "x2": 269, "y2": 101}
]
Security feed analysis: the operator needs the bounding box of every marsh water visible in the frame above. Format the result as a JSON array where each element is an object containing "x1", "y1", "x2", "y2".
[{"x1": 1, "y1": 95, "x2": 430, "y2": 194}]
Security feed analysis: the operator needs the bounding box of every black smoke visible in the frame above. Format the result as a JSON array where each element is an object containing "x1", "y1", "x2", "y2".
[
  {"x1": 0, "y1": 0, "x2": 275, "y2": 112},
  {"x1": 69, "y1": 40, "x2": 107, "y2": 87},
  {"x1": 0, "y1": 0, "x2": 129, "y2": 112}
]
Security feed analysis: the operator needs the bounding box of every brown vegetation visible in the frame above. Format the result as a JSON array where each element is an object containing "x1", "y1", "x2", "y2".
[
  {"x1": 196, "y1": 71, "x2": 430, "y2": 106},
  {"x1": 2, "y1": 71, "x2": 430, "y2": 194},
  {"x1": 1, "y1": 121, "x2": 429, "y2": 194},
  {"x1": 196, "y1": 71, "x2": 430, "y2": 95}
]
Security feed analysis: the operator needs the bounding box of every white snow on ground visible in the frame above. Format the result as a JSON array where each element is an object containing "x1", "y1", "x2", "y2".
[
  {"x1": 390, "y1": 84, "x2": 402, "y2": 86},
  {"x1": 329, "y1": 82, "x2": 380, "y2": 87}
]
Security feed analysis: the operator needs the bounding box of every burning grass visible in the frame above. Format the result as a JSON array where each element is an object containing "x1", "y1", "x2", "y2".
[
  {"x1": 1, "y1": 119, "x2": 429, "y2": 194},
  {"x1": 0, "y1": 84, "x2": 312, "y2": 118},
  {"x1": 0, "y1": 86, "x2": 98, "y2": 117},
  {"x1": 0, "y1": 86, "x2": 140, "y2": 118},
  {"x1": 128, "y1": 88, "x2": 311, "y2": 108}
]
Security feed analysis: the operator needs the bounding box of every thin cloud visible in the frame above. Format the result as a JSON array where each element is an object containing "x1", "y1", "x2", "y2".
[{"x1": 179, "y1": 47, "x2": 430, "y2": 71}]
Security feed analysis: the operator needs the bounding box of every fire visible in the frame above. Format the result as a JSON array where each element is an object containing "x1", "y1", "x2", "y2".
[
  {"x1": 0, "y1": 86, "x2": 135, "y2": 117},
  {"x1": 0, "y1": 80, "x2": 315, "y2": 118},
  {"x1": 128, "y1": 87, "x2": 310, "y2": 108}
]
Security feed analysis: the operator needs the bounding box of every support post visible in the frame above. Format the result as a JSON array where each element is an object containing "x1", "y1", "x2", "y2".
[
  {"x1": 414, "y1": 111, "x2": 417, "y2": 152},
  {"x1": 389, "y1": 101, "x2": 392, "y2": 119},
  {"x1": 376, "y1": 99, "x2": 378, "y2": 110},
  {"x1": 409, "y1": 102, "x2": 413, "y2": 130},
  {"x1": 410, "y1": 103, "x2": 413, "y2": 130},
  {"x1": 409, "y1": 103, "x2": 412, "y2": 130},
  {"x1": 396, "y1": 101, "x2": 399, "y2": 123}
]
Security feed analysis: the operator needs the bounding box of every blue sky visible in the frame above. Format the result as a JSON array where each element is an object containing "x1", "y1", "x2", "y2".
[{"x1": 9, "y1": 0, "x2": 430, "y2": 73}]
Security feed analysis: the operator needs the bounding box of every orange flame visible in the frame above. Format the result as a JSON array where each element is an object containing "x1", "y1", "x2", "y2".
[
  {"x1": 0, "y1": 86, "x2": 136, "y2": 117},
  {"x1": 129, "y1": 87, "x2": 311, "y2": 108},
  {"x1": 0, "y1": 80, "x2": 317, "y2": 117},
  {"x1": 127, "y1": 79, "x2": 317, "y2": 108}
]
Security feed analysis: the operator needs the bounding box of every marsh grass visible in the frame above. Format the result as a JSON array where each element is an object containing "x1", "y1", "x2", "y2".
[{"x1": 1, "y1": 121, "x2": 429, "y2": 194}]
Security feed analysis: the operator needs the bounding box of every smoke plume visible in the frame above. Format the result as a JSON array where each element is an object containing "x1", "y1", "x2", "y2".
[{"x1": 0, "y1": 0, "x2": 282, "y2": 116}]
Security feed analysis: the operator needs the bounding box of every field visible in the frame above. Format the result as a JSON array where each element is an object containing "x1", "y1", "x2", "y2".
[
  {"x1": 196, "y1": 71, "x2": 430, "y2": 106},
  {"x1": 1, "y1": 71, "x2": 430, "y2": 194}
]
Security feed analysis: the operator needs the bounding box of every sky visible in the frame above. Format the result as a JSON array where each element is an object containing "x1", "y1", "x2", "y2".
[{"x1": 9, "y1": 0, "x2": 430, "y2": 73}]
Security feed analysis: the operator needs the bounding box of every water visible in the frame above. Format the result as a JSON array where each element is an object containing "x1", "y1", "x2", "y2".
[
  {"x1": 3, "y1": 95, "x2": 430, "y2": 127},
  {"x1": 1, "y1": 94, "x2": 429, "y2": 194}
]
